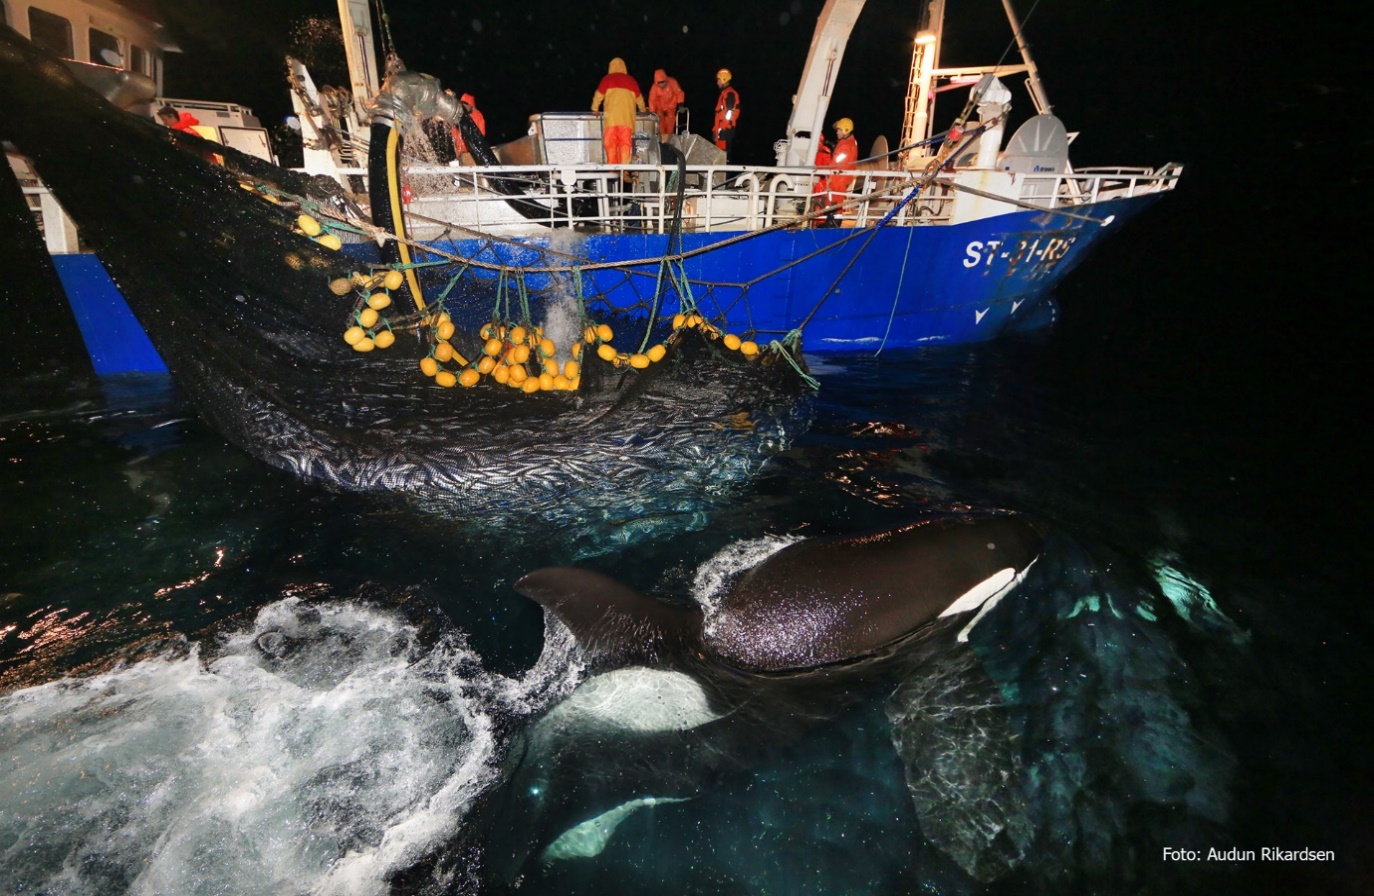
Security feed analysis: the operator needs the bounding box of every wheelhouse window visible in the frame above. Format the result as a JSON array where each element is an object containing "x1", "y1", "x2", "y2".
[
  {"x1": 89, "y1": 27, "x2": 122, "y2": 67},
  {"x1": 131, "y1": 45, "x2": 150, "y2": 76},
  {"x1": 28, "y1": 8, "x2": 74, "y2": 58}
]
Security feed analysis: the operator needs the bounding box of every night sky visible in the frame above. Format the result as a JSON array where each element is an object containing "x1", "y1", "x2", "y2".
[{"x1": 154, "y1": 0, "x2": 1230, "y2": 166}]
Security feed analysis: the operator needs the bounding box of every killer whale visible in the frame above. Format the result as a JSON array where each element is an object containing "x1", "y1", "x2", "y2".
[{"x1": 472, "y1": 512, "x2": 1044, "y2": 884}]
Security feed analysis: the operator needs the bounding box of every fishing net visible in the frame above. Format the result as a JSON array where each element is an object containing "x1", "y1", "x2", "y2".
[{"x1": 0, "y1": 29, "x2": 812, "y2": 546}]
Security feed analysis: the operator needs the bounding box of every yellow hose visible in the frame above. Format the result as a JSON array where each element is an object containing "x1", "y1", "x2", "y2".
[{"x1": 385, "y1": 127, "x2": 426, "y2": 310}]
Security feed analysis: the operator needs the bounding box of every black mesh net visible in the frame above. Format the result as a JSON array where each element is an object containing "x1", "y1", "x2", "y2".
[{"x1": 0, "y1": 28, "x2": 812, "y2": 548}]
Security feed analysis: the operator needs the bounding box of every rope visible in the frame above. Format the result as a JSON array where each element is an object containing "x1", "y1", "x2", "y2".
[{"x1": 767, "y1": 336, "x2": 820, "y2": 391}]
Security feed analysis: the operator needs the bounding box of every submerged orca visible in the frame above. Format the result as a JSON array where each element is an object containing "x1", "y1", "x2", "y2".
[{"x1": 473, "y1": 512, "x2": 1044, "y2": 884}]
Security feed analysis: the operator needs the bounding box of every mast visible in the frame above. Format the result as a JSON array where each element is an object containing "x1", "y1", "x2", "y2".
[
  {"x1": 1001, "y1": 0, "x2": 1050, "y2": 113},
  {"x1": 899, "y1": 0, "x2": 944, "y2": 164}
]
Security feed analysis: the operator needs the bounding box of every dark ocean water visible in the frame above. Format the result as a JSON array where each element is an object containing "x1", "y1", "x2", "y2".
[{"x1": 2, "y1": 253, "x2": 1369, "y2": 895}]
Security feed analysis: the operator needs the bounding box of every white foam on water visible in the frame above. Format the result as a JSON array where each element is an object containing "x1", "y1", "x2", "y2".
[{"x1": 0, "y1": 597, "x2": 570, "y2": 896}]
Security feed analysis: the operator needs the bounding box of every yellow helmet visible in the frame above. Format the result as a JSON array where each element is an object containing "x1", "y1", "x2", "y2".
[
  {"x1": 833, "y1": 117, "x2": 854, "y2": 137},
  {"x1": 716, "y1": 68, "x2": 732, "y2": 83}
]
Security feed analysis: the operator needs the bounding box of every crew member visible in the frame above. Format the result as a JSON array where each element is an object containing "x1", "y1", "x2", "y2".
[
  {"x1": 648, "y1": 69, "x2": 685, "y2": 141},
  {"x1": 156, "y1": 104, "x2": 199, "y2": 132},
  {"x1": 712, "y1": 68, "x2": 740, "y2": 159},
  {"x1": 157, "y1": 103, "x2": 217, "y2": 163},
  {"x1": 824, "y1": 117, "x2": 859, "y2": 223},
  {"x1": 591, "y1": 58, "x2": 646, "y2": 165},
  {"x1": 450, "y1": 92, "x2": 486, "y2": 160}
]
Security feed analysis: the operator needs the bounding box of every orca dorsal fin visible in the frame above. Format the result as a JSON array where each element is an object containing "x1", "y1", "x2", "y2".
[{"x1": 515, "y1": 567, "x2": 703, "y2": 667}]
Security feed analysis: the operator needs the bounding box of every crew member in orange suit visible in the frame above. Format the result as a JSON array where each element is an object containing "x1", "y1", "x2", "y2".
[
  {"x1": 450, "y1": 92, "x2": 486, "y2": 159},
  {"x1": 648, "y1": 69, "x2": 685, "y2": 141},
  {"x1": 712, "y1": 68, "x2": 740, "y2": 159},
  {"x1": 591, "y1": 58, "x2": 646, "y2": 165},
  {"x1": 824, "y1": 117, "x2": 859, "y2": 222}
]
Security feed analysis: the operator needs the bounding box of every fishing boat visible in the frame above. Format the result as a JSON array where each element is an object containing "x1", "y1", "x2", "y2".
[
  {"x1": 4, "y1": 0, "x2": 275, "y2": 375},
  {"x1": 12, "y1": 0, "x2": 1180, "y2": 376}
]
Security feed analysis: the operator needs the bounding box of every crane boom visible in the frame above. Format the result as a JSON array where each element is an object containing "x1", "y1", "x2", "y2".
[{"x1": 775, "y1": 0, "x2": 868, "y2": 168}]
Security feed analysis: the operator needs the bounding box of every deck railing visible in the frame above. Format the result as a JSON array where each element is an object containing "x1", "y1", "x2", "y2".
[
  {"x1": 15, "y1": 152, "x2": 1183, "y2": 255},
  {"x1": 344, "y1": 160, "x2": 1184, "y2": 239}
]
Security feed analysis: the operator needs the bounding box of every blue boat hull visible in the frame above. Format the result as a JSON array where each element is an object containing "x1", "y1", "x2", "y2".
[
  {"x1": 52, "y1": 191, "x2": 1160, "y2": 374},
  {"x1": 52, "y1": 253, "x2": 166, "y2": 375}
]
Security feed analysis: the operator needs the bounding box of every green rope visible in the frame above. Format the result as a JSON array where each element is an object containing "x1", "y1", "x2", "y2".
[
  {"x1": 639, "y1": 259, "x2": 673, "y2": 354},
  {"x1": 573, "y1": 266, "x2": 590, "y2": 324},
  {"x1": 491, "y1": 267, "x2": 509, "y2": 322},
  {"x1": 434, "y1": 265, "x2": 468, "y2": 304},
  {"x1": 767, "y1": 337, "x2": 820, "y2": 391},
  {"x1": 672, "y1": 260, "x2": 698, "y2": 314},
  {"x1": 517, "y1": 270, "x2": 532, "y2": 324}
]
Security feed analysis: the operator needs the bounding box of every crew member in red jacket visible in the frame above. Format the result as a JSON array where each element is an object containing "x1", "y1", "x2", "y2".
[
  {"x1": 591, "y1": 58, "x2": 646, "y2": 165},
  {"x1": 156, "y1": 104, "x2": 199, "y2": 132},
  {"x1": 712, "y1": 68, "x2": 740, "y2": 159},
  {"x1": 157, "y1": 104, "x2": 217, "y2": 163},
  {"x1": 648, "y1": 69, "x2": 685, "y2": 141}
]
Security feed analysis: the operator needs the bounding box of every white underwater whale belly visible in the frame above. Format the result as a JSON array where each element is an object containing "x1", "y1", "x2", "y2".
[{"x1": 547, "y1": 667, "x2": 723, "y2": 733}]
